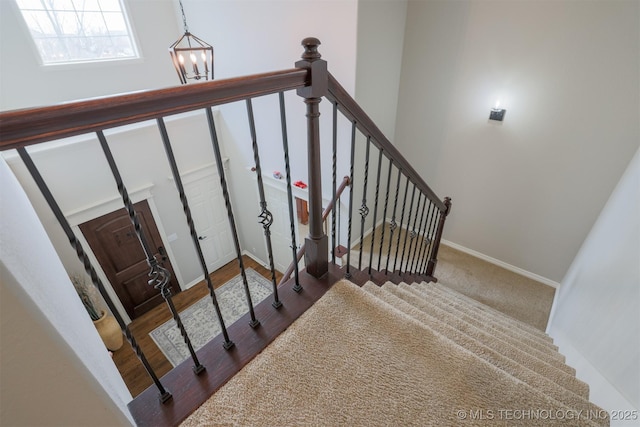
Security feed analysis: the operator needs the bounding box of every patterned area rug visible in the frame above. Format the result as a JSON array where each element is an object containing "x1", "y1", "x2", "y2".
[{"x1": 150, "y1": 268, "x2": 273, "y2": 367}]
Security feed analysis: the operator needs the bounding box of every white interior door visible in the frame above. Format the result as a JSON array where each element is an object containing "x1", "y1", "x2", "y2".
[{"x1": 185, "y1": 174, "x2": 235, "y2": 273}]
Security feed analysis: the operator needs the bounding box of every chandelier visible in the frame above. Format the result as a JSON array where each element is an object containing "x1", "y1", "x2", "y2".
[{"x1": 169, "y1": 0, "x2": 213, "y2": 84}]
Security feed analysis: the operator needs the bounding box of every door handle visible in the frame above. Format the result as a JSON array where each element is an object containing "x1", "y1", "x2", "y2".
[
  {"x1": 158, "y1": 246, "x2": 168, "y2": 261},
  {"x1": 198, "y1": 235, "x2": 207, "y2": 240}
]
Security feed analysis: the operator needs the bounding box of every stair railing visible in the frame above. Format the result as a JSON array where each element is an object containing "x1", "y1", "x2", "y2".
[{"x1": 0, "y1": 37, "x2": 450, "y2": 425}]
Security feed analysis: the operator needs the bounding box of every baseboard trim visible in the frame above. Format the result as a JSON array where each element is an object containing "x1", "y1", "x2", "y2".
[{"x1": 441, "y1": 239, "x2": 560, "y2": 289}]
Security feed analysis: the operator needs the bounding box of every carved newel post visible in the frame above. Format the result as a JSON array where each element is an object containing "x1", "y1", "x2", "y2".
[{"x1": 296, "y1": 37, "x2": 329, "y2": 278}]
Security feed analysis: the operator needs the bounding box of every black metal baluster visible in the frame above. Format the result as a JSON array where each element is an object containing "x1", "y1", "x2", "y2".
[
  {"x1": 410, "y1": 193, "x2": 429, "y2": 274},
  {"x1": 156, "y1": 117, "x2": 235, "y2": 349},
  {"x1": 416, "y1": 200, "x2": 434, "y2": 274},
  {"x1": 278, "y1": 92, "x2": 302, "y2": 293},
  {"x1": 421, "y1": 203, "x2": 439, "y2": 275},
  {"x1": 367, "y1": 146, "x2": 383, "y2": 275},
  {"x1": 399, "y1": 184, "x2": 417, "y2": 273},
  {"x1": 96, "y1": 130, "x2": 205, "y2": 374},
  {"x1": 406, "y1": 192, "x2": 423, "y2": 273},
  {"x1": 345, "y1": 121, "x2": 357, "y2": 278},
  {"x1": 384, "y1": 168, "x2": 402, "y2": 274},
  {"x1": 417, "y1": 201, "x2": 434, "y2": 275},
  {"x1": 331, "y1": 101, "x2": 338, "y2": 265},
  {"x1": 392, "y1": 176, "x2": 410, "y2": 273},
  {"x1": 357, "y1": 136, "x2": 371, "y2": 270},
  {"x1": 205, "y1": 107, "x2": 260, "y2": 328},
  {"x1": 246, "y1": 99, "x2": 281, "y2": 309},
  {"x1": 377, "y1": 157, "x2": 393, "y2": 272},
  {"x1": 17, "y1": 147, "x2": 172, "y2": 404},
  {"x1": 424, "y1": 209, "x2": 443, "y2": 275}
]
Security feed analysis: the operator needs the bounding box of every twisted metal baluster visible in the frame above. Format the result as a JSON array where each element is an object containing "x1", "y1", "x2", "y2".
[
  {"x1": 377, "y1": 157, "x2": 393, "y2": 272},
  {"x1": 417, "y1": 201, "x2": 435, "y2": 275},
  {"x1": 392, "y1": 176, "x2": 410, "y2": 273},
  {"x1": 406, "y1": 192, "x2": 423, "y2": 272},
  {"x1": 367, "y1": 146, "x2": 383, "y2": 275},
  {"x1": 278, "y1": 92, "x2": 301, "y2": 293},
  {"x1": 156, "y1": 117, "x2": 234, "y2": 349},
  {"x1": 345, "y1": 121, "x2": 357, "y2": 278},
  {"x1": 410, "y1": 193, "x2": 429, "y2": 274},
  {"x1": 421, "y1": 203, "x2": 440, "y2": 275},
  {"x1": 96, "y1": 130, "x2": 205, "y2": 374},
  {"x1": 399, "y1": 184, "x2": 417, "y2": 273},
  {"x1": 384, "y1": 168, "x2": 402, "y2": 274},
  {"x1": 246, "y1": 99, "x2": 281, "y2": 309},
  {"x1": 357, "y1": 136, "x2": 371, "y2": 270},
  {"x1": 423, "y1": 209, "x2": 443, "y2": 275},
  {"x1": 331, "y1": 101, "x2": 338, "y2": 265},
  {"x1": 206, "y1": 108, "x2": 259, "y2": 328},
  {"x1": 17, "y1": 147, "x2": 172, "y2": 403}
]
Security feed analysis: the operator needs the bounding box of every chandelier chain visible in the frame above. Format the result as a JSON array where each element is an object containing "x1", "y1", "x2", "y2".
[{"x1": 178, "y1": 0, "x2": 189, "y2": 33}]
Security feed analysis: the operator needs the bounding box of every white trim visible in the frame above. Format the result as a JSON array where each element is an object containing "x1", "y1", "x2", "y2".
[
  {"x1": 166, "y1": 159, "x2": 229, "y2": 184},
  {"x1": 441, "y1": 239, "x2": 560, "y2": 289},
  {"x1": 242, "y1": 250, "x2": 269, "y2": 270},
  {"x1": 65, "y1": 185, "x2": 153, "y2": 226}
]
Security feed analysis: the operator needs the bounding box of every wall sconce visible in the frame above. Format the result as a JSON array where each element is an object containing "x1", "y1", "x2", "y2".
[
  {"x1": 169, "y1": 0, "x2": 213, "y2": 84},
  {"x1": 489, "y1": 101, "x2": 506, "y2": 121}
]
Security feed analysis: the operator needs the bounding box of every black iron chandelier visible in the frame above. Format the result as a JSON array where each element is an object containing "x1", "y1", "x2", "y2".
[{"x1": 169, "y1": 0, "x2": 213, "y2": 84}]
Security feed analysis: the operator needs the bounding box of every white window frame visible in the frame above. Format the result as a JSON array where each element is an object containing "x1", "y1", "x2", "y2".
[{"x1": 14, "y1": 0, "x2": 140, "y2": 66}]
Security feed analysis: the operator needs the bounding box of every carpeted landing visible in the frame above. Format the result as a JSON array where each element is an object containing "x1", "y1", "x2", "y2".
[{"x1": 181, "y1": 279, "x2": 608, "y2": 426}]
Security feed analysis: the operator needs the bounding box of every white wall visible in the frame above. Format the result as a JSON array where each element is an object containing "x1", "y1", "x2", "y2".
[
  {"x1": 548, "y1": 148, "x2": 639, "y2": 418},
  {"x1": 0, "y1": 0, "x2": 180, "y2": 110},
  {"x1": 178, "y1": 0, "x2": 360, "y2": 261},
  {"x1": 394, "y1": 0, "x2": 640, "y2": 282},
  {"x1": 355, "y1": 0, "x2": 407, "y2": 139},
  {"x1": 0, "y1": 157, "x2": 133, "y2": 426}
]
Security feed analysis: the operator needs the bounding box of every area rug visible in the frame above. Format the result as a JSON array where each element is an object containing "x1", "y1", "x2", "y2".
[{"x1": 150, "y1": 268, "x2": 272, "y2": 367}]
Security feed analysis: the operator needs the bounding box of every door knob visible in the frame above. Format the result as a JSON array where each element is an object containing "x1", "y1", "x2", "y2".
[{"x1": 158, "y1": 246, "x2": 168, "y2": 261}]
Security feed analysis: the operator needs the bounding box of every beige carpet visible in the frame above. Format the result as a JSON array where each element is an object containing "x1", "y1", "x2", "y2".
[
  {"x1": 182, "y1": 280, "x2": 607, "y2": 427},
  {"x1": 352, "y1": 223, "x2": 555, "y2": 331},
  {"x1": 436, "y1": 244, "x2": 555, "y2": 331}
]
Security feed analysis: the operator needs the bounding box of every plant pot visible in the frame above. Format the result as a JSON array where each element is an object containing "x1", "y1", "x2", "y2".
[{"x1": 93, "y1": 311, "x2": 124, "y2": 351}]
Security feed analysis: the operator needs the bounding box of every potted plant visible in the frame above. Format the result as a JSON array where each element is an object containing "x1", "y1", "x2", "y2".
[{"x1": 71, "y1": 274, "x2": 123, "y2": 351}]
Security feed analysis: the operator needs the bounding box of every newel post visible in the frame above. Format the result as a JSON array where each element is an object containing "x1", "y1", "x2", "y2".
[
  {"x1": 426, "y1": 197, "x2": 452, "y2": 278},
  {"x1": 296, "y1": 37, "x2": 329, "y2": 278}
]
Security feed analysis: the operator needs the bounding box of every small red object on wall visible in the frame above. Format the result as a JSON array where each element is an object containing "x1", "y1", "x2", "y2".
[{"x1": 293, "y1": 181, "x2": 307, "y2": 189}]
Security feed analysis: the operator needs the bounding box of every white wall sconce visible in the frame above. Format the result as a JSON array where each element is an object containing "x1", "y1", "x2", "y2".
[{"x1": 489, "y1": 100, "x2": 506, "y2": 121}]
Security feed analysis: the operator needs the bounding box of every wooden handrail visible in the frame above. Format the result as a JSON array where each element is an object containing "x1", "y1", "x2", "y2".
[
  {"x1": 326, "y1": 73, "x2": 446, "y2": 213},
  {"x1": 0, "y1": 68, "x2": 308, "y2": 151},
  {"x1": 278, "y1": 175, "x2": 350, "y2": 286}
]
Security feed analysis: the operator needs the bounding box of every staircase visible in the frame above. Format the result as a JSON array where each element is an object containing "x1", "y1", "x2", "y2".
[
  {"x1": 182, "y1": 277, "x2": 609, "y2": 426},
  {"x1": 0, "y1": 37, "x2": 609, "y2": 426}
]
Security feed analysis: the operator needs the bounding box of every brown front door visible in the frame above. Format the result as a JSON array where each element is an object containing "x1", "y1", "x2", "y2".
[{"x1": 80, "y1": 200, "x2": 181, "y2": 319}]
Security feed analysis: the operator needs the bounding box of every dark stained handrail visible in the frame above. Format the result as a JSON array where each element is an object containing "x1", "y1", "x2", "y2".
[
  {"x1": 326, "y1": 72, "x2": 446, "y2": 213},
  {"x1": 0, "y1": 69, "x2": 307, "y2": 150}
]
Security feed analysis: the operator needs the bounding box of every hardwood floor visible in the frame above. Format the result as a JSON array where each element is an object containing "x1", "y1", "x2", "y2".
[{"x1": 112, "y1": 256, "x2": 282, "y2": 397}]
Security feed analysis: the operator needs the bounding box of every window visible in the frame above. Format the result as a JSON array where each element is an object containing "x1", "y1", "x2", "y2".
[{"x1": 15, "y1": 0, "x2": 138, "y2": 65}]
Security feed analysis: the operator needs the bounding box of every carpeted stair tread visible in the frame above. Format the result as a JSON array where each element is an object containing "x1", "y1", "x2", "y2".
[
  {"x1": 408, "y1": 281, "x2": 559, "y2": 354},
  {"x1": 414, "y1": 281, "x2": 557, "y2": 346},
  {"x1": 379, "y1": 283, "x2": 585, "y2": 396},
  {"x1": 418, "y1": 280, "x2": 555, "y2": 347},
  {"x1": 430, "y1": 280, "x2": 554, "y2": 341},
  {"x1": 398, "y1": 284, "x2": 575, "y2": 376},
  {"x1": 362, "y1": 282, "x2": 600, "y2": 413},
  {"x1": 427, "y1": 280, "x2": 554, "y2": 340},
  {"x1": 405, "y1": 282, "x2": 561, "y2": 356},
  {"x1": 182, "y1": 280, "x2": 607, "y2": 427}
]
